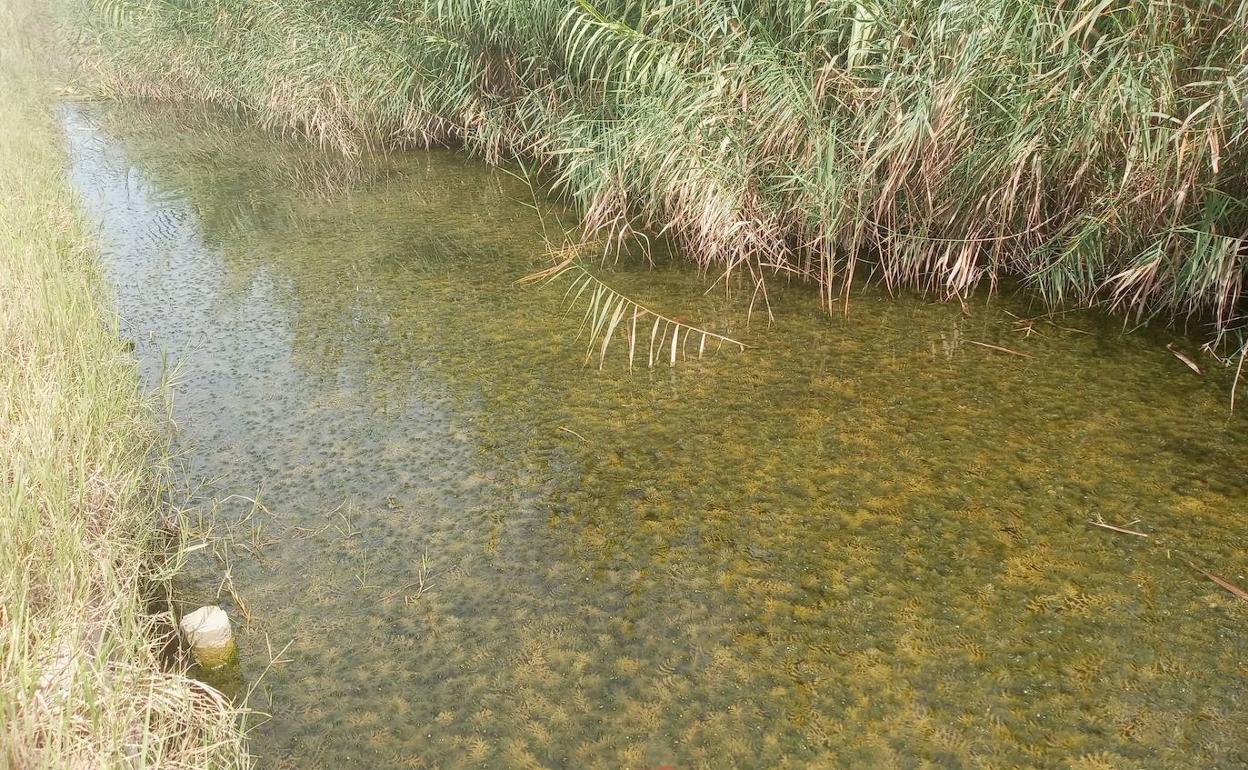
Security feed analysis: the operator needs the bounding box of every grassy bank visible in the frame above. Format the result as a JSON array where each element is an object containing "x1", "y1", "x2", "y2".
[
  {"x1": 0, "y1": 2, "x2": 247, "y2": 768},
  {"x1": 70, "y1": 0, "x2": 1248, "y2": 341}
]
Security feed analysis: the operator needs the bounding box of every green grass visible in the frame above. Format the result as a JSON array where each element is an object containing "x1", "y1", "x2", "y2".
[
  {"x1": 69, "y1": 0, "x2": 1248, "y2": 345},
  {"x1": 0, "y1": 2, "x2": 247, "y2": 767}
]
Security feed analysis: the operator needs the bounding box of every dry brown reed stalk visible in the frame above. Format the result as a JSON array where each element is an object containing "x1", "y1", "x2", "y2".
[
  {"x1": 1087, "y1": 520, "x2": 1149, "y2": 538},
  {"x1": 1231, "y1": 345, "x2": 1247, "y2": 413}
]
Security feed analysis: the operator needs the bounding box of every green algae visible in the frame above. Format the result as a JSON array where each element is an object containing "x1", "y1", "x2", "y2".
[{"x1": 63, "y1": 101, "x2": 1248, "y2": 770}]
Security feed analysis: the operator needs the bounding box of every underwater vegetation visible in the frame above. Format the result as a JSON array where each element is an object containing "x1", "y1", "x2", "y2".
[
  {"x1": 63, "y1": 100, "x2": 1248, "y2": 769},
  {"x1": 69, "y1": 0, "x2": 1248, "y2": 361}
]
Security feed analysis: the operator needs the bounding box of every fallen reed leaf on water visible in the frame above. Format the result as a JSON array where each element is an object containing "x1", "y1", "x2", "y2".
[
  {"x1": 1088, "y1": 520, "x2": 1149, "y2": 538},
  {"x1": 966, "y1": 340, "x2": 1031, "y2": 358},
  {"x1": 1166, "y1": 343, "x2": 1202, "y2": 375},
  {"x1": 1191, "y1": 565, "x2": 1248, "y2": 604}
]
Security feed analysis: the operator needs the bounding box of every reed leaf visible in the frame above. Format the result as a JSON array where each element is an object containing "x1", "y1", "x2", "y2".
[{"x1": 523, "y1": 252, "x2": 745, "y2": 370}]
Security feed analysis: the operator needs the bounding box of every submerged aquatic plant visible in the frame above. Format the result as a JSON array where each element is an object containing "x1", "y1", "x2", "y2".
[{"x1": 70, "y1": 0, "x2": 1248, "y2": 356}]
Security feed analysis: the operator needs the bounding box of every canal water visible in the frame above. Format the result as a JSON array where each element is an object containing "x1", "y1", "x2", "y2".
[{"x1": 63, "y1": 101, "x2": 1248, "y2": 769}]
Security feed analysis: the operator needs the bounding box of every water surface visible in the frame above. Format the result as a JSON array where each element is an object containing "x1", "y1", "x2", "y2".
[{"x1": 64, "y1": 101, "x2": 1248, "y2": 770}]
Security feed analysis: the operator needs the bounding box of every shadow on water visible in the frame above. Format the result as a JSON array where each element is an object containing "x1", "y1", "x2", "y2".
[{"x1": 62, "y1": 100, "x2": 1248, "y2": 769}]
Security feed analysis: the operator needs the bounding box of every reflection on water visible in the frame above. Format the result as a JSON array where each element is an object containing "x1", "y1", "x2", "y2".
[{"x1": 63, "y1": 101, "x2": 1248, "y2": 769}]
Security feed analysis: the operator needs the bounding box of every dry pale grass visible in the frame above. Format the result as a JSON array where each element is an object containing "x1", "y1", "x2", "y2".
[{"x1": 0, "y1": 2, "x2": 248, "y2": 767}]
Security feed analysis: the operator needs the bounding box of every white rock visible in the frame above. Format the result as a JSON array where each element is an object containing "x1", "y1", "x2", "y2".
[{"x1": 180, "y1": 606, "x2": 235, "y2": 668}]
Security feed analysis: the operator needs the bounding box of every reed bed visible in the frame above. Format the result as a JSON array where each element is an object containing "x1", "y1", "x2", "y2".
[
  {"x1": 70, "y1": 0, "x2": 1248, "y2": 342},
  {"x1": 0, "y1": 2, "x2": 248, "y2": 767}
]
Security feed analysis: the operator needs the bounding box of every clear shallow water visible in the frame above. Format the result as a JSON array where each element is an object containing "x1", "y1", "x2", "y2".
[{"x1": 63, "y1": 101, "x2": 1248, "y2": 770}]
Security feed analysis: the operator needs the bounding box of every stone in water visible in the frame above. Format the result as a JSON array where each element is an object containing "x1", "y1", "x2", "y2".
[{"x1": 180, "y1": 605, "x2": 237, "y2": 670}]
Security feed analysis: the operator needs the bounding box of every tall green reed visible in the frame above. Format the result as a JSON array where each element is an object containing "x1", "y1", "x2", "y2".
[{"x1": 72, "y1": 0, "x2": 1248, "y2": 345}]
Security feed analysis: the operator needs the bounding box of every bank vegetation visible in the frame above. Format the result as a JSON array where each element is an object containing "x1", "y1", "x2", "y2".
[
  {"x1": 0, "y1": 2, "x2": 248, "y2": 767},
  {"x1": 72, "y1": 0, "x2": 1248, "y2": 358}
]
